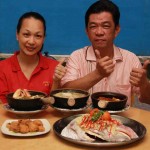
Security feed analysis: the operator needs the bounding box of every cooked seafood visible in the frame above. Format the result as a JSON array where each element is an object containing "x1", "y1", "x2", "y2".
[
  {"x1": 53, "y1": 92, "x2": 86, "y2": 98},
  {"x1": 61, "y1": 109, "x2": 138, "y2": 142},
  {"x1": 13, "y1": 89, "x2": 44, "y2": 99},
  {"x1": 6, "y1": 119, "x2": 45, "y2": 134},
  {"x1": 98, "y1": 96, "x2": 120, "y2": 102}
]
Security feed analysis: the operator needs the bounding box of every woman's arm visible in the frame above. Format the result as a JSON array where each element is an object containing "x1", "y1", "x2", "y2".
[{"x1": 51, "y1": 59, "x2": 67, "y2": 91}]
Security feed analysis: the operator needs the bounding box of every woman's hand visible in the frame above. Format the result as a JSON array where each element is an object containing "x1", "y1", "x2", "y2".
[
  {"x1": 53, "y1": 58, "x2": 67, "y2": 82},
  {"x1": 51, "y1": 58, "x2": 67, "y2": 91}
]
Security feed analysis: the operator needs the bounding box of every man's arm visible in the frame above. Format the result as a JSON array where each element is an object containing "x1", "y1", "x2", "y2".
[
  {"x1": 63, "y1": 50, "x2": 115, "y2": 91},
  {"x1": 62, "y1": 69, "x2": 103, "y2": 90}
]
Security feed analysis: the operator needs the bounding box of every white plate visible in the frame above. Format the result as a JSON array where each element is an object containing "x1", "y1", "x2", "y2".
[
  {"x1": 51, "y1": 105, "x2": 89, "y2": 113},
  {"x1": 3, "y1": 104, "x2": 48, "y2": 115},
  {"x1": 91, "y1": 104, "x2": 130, "y2": 114},
  {"x1": 1, "y1": 119, "x2": 51, "y2": 137},
  {"x1": 108, "y1": 104, "x2": 130, "y2": 114}
]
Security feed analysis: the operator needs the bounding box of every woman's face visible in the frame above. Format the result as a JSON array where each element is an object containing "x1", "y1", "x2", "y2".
[
  {"x1": 86, "y1": 12, "x2": 120, "y2": 50},
  {"x1": 16, "y1": 17, "x2": 45, "y2": 56}
]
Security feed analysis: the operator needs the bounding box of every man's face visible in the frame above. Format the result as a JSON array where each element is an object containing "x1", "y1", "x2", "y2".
[{"x1": 86, "y1": 12, "x2": 120, "y2": 50}]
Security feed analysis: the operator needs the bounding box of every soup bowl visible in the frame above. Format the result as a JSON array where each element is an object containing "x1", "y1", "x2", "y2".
[
  {"x1": 91, "y1": 92, "x2": 128, "y2": 110},
  {"x1": 49, "y1": 89, "x2": 90, "y2": 109},
  {"x1": 6, "y1": 90, "x2": 47, "y2": 111}
]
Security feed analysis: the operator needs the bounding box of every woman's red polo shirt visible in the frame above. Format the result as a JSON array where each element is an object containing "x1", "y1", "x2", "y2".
[{"x1": 0, "y1": 52, "x2": 59, "y2": 103}]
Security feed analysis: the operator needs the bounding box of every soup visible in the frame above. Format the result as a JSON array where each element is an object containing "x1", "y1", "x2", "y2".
[
  {"x1": 98, "y1": 96, "x2": 120, "y2": 102},
  {"x1": 54, "y1": 92, "x2": 86, "y2": 98}
]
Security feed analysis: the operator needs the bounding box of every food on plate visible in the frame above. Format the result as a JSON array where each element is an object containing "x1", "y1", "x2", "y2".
[
  {"x1": 98, "y1": 96, "x2": 120, "y2": 102},
  {"x1": 6, "y1": 119, "x2": 45, "y2": 134},
  {"x1": 61, "y1": 108, "x2": 138, "y2": 142},
  {"x1": 53, "y1": 92, "x2": 86, "y2": 98},
  {"x1": 13, "y1": 89, "x2": 44, "y2": 99}
]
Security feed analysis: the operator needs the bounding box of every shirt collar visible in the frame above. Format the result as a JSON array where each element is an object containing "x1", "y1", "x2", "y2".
[
  {"x1": 38, "y1": 53, "x2": 49, "y2": 69},
  {"x1": 11, "y1": 51, "x2": 48, "y2": 72},
  {"x1": 86, "y1": 45, "x2": 123, "y2": 62},
  {"x1": 11, "y1": 51, "x2": 20, "y2": 71},
  {"x1": 113, "y1": 45, "x2": 123, "y2": 61}
]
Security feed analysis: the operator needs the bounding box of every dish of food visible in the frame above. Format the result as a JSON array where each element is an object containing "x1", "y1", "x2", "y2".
[
  {"x1": 6, "y1": 119, "x2": 45, "y2": 133},
  {"x1": 53, "y1": 92, "x2": 86, "y2": 99},
  {"x1": 6, "y1": 90, "x2": 47, "y2": 111},
  {"x1": 91, "y1": 92, "x2": 127, "y2": 111},
  {"x1": 1, "y1": 119, "x2": 51, "y2": 136},
  {"x1": 3, "y1": 104, "x2": 48, "y2": 115},
  {"x1": 53, "y1": 111, "x2": 146, "y2": 147},
  {"x1": 13, "y1": 89, "x2": 44, "y2": 99},
  {"x1": 98, "y1": 96, "x2": 120, "y2": 102},
  {"x1": 50, "y1": 89, "x2": 89, "y2": 109}
]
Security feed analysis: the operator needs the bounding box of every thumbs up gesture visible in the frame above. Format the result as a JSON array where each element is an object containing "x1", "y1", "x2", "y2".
[
  {"x1": 130, "y1": 59, "x2": 150, "y2": 87},
  {"x1": 95, "y1": 49, "x2": 115, "y2": 78},
  {"x1": 53, "y1": 58, "x2": 67, "y2": 82}
]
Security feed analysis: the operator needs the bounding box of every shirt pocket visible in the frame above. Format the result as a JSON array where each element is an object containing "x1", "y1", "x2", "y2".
[{"x1": 113, "y1": 84, "x2": 131, "y2": 105}]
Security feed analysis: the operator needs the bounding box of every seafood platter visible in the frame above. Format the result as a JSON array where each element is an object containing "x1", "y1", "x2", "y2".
[{"x1": 53, "y1": 109, "x2": 146, "y2": 147}]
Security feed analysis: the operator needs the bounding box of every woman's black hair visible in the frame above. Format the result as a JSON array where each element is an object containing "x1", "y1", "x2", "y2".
[{"x1": 17, "y1": 11, "x2": 46, "y2": 36}]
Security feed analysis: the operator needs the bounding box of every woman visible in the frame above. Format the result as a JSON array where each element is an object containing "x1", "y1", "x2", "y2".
[{"x1": 0, "y1": 12, "x2": 66, "y2": 103}]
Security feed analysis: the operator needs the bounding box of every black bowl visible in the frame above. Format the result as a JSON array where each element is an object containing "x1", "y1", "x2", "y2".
[
  {"x1": 6, "y1": 91, "x2": 47, "y2": 111},
  {"x1": 91, "y1": 92, "x2": 127, "y2": 110},
  {"x1": 50, "y1": 89, "x2": 90, "y2": 109}
]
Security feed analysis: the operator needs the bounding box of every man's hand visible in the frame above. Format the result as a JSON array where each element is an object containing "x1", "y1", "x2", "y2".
[
  {"x1": 130, "y1": 59, "x2": 150, "y2": 88},
  {"x1": 95, "y1": 49, "x2": 115, "y2": 78}
]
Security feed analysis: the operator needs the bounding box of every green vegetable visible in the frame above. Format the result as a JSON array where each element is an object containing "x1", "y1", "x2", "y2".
[{"x1": 91, "y1": 111, "x2": 104, "y2": 121}]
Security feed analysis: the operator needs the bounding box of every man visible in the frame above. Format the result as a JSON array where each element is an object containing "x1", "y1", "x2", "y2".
[{"x1": 61, "y1": 0, "x2": 150, "y2": 105}]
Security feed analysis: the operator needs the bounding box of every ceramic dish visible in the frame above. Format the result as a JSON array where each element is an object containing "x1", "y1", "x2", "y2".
[
  {"x1": 91, "y1": 92, "x2": 127, "y2": 111},
  {"x1": 107, "y1": 104, "x2": 130, "y2": 114},
  {"x1": 53, "y1": 114, "x2": 146, "y2": 147},
  {"x1": 3, "y1": 104, "x2": 48, "y2": 117},
  {"x1": 50, "y1": 88, "x2": 90, "y2": 109},
  {"x1": 1, "y1": 119, "x2": 51, "y2": 137},
  {"x1": 6, "y1": 90, "x2": 47, "y2": 111},
  {"x1": 51, "y1": 105, "x2": 89, "y2": 113},
  {"x1": 89, "y1": 104, "x2": 130, "y2": 114}
]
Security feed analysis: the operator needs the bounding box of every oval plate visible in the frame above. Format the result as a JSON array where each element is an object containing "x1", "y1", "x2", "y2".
[
  {"x1": 50, "y1": 105, "x2": 88, "y2": 113},
  {"x1": 108, "y1": 104, "x2": 130, "y2": 114},
  {"x1": 53, "y1": 114, "x2": 146, "y2": 147},
  {"x1": 91, "y1": 104, "x2": 130, "y2": 114},
  {"x1": 3, "y1": 104, "x2": 48, "y2": 117},
  {"x1": 1, "y1": 119, "x2": 51, "y2": 137}
]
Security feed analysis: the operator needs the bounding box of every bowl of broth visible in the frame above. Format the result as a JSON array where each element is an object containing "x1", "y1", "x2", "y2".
[
  {"x1": 49, "y1": 88, "x2": 90, "y2": 109},
  {"x1": 6, "y1": 90, "x2": 47, "y2": 111},
  {"x1": 91, "y1": 92, "x2": 127, "y2": 110}
]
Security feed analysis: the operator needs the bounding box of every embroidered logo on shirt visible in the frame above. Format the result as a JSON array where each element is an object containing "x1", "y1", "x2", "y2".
[{"x1": 43, "y1": 81, "x2": 50, "y2": 87}]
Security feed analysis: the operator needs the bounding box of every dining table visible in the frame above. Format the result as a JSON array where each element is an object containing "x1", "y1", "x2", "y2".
[{"x1": 0, "y1": 103, "x2": 149, "y2": 150}]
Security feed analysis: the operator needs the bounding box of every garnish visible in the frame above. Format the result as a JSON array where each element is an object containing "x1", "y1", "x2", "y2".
[{"x1": 91, "y1": 110, "x2": 104, "y2": 121}]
